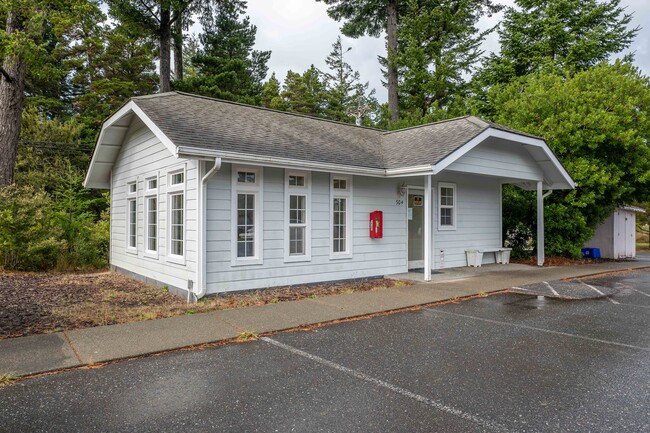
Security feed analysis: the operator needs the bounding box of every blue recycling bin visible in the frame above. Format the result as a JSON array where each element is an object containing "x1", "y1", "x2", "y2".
[{"x1": 581, "y1": 248, "x2": 601, "y2": 259}]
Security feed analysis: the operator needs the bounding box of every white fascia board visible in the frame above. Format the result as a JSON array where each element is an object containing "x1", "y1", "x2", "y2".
[
  {"x1": 384, "y1": 165, "x2": 434, "y2": 177},
  {"x1": 432, "y1": 128, "x2": 576, "y2": 189},
  {"x1": 620, "y1": 206, "x2": 646, "y2": 213},
  {"x1": 84, "y1": 101, "x2": 180, "y2": 189},
  {"x1": 83, "y1": 102, "x2": 136, "y2": 188},
  {"x1": 177, "y1": 147, "x2": 387, "y2": 177}
]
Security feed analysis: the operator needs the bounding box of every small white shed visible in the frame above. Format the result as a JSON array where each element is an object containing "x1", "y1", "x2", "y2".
[{"x1": 585, "y1": 207, "x2": 646, "y2": 259}]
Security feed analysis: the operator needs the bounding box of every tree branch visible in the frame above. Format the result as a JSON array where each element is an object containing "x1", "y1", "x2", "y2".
[
  {"x1": 138, "y1": 0, "x2": 161, "y2": 24},
  {"x1": 0, "y1": 65, "x2": 14, "y2": 83},
  {"x1": 170, "y1": 0, "x2": 195, "y2": 25}
]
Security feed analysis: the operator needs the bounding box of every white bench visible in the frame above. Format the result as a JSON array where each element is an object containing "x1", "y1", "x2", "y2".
[{"x1": 465, "y1": 248, "x2": 512, "y2": 267}]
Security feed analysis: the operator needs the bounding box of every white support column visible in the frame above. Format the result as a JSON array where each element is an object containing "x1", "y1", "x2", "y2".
[
  {"x1": 537, "y1": 181, "x2": 544, "y2": 267},
  {"x1": 424, "y1": 175, "x2": 432, "y2": 281}
]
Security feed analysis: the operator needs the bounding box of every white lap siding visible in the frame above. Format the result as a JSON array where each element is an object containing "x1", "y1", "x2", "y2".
[
  {"x1": 431, "y1": 174, "x2": 502, "y2": 268},
  {"x1": 205, "y1": 164, "x2": 407, "y2": 293},
  {"x1": 110, "y1": 119, "x2": 198, "y2": 293}
]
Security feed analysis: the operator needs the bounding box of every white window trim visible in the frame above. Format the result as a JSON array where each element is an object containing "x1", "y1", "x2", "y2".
[
  {"x1": 167, "y1": 166, "x2": 186, "y2": 265},
  {"x1": 330, "y1": 174, "x2": 353, "y2": 259},
  {"x1": 125, "y1": 179, "x2": 138, "y2": 254},
  {"x1": 144, "y1": 173, "x2": 159, "y2": 258},
  {"x1": 231, "y1": 165, "x2": 264, "y2": 266},
  {"x1": 438, "y1": 182, "x2": 457, "y2": 231},
  {"x1": 284, "y1": 170, "x2": 311, "y2": 263}
]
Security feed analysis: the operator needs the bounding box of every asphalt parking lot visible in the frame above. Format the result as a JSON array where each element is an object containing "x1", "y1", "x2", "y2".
[{"x1": 1, "y1": 269, "x2": 648, "y2": 432}]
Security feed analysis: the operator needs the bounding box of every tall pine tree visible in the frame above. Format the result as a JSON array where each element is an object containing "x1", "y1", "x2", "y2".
[
  {"x1": 396, "y1": 0, "x2": 500, "y2": 123},
  {"x1": 321, "y1": 36, "x2": 377, "y2": 124},
  {"x1": 175, "y1": 0, "x2": 270, "y2": 104},
  {"x1": 479, "y1": 0, "x2": 638, "y2": 86}
]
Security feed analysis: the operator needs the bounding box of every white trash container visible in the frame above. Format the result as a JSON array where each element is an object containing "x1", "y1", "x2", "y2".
[
  {"x1": 500, "y1": 248, "x2": 512, "y2": 264},
  {"x1": 465, "y1": 249, "x2": 483, "y2": 267}
]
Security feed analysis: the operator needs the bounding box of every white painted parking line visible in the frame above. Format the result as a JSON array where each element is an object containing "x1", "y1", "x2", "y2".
[
  {"x1": 511, "y1": 286, "x2": 531, "y2": 291},
  {"x1": 578, "y1": 281, "x2": 619, "y2": 304},
  {"x1": 579, "y1": 281, "x2": 605, "y2": 295},
  {"x1": 261, "y1": 337, "x2": 513, "y2": 433},
  {"x1": 426, "y1": 309, "x2": 650, "y2": 352},
  {"x1": 632, "y1": 288, "x2": 650, "y2": 298},
  {"x1": 543, "y1": 281, "x2": 560, "y2": 296}
]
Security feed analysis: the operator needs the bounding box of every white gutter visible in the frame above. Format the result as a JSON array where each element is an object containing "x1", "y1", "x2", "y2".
[{"x1": 195, "y1": 157, "x2": 222, "y2": 301}]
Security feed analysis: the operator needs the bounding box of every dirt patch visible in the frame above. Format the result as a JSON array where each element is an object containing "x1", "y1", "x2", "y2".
[
  {"x1": 510, "y1": 256, "x2": 614, "y2": 267},
  {"x1": 0, "y1": 271, "x2": 409, "y2": 340}
]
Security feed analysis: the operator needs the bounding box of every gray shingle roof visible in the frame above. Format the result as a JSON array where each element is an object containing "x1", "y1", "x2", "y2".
[{"x1": 131, "y1": 92, "x2": 541, "y2": 170}]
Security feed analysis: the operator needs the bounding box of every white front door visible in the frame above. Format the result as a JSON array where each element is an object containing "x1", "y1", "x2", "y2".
[{"x1": 625, "y1": 211, "x2": 636, "y2": 258}]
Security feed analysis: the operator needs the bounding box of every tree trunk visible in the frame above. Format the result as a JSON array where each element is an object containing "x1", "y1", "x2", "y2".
[
  {"x1": 173, "y1": 16, "x2": 184, "y2": 81},
  {"x1": 386, "y1": 0, "x2": 399, "y2": 124},
  {"x1": 159, "y1": 7, "x2": 172, "y2": 92},
  {"x1": 0, "y1": 12, "x2": 27, "y2": 187}
]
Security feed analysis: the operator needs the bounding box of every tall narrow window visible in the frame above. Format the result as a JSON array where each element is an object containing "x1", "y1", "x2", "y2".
[
  {"x1": 167, "y1": 168, "x2": 185, "y2": 260},
  {"x1": 438, "y1": 182, "x2": 456, "y2": 230},
  {"x1": 285, "y1": 171, "x2": 310, "y2": 261},
  {"x1": 126, "y1": 180, "x2": 137, "y2": 251},
  {"x1": 128, "y1": 198, "x2": 137, "y2": 249},
  {"x1": 146, "y1": 197, "x2": 157, "y2": 252},
  {"x1": 145, "y1": 176, "x2": 158, "y2": 255},
  {"x1": 232, "y1": 166, "x2": 262, "y2": 265},
  {"x1": 237, "y1": 193, "x2": 255, "y2": 257},
  {"x1": 331, "y1": 175, "x2": 352, "y2": 257},
  {"x1": 332, "y1": 197, "x2": 346, "y2": 253},
  {"x1": 170, "y1": 193, "x2": 184, "y2": 256}
]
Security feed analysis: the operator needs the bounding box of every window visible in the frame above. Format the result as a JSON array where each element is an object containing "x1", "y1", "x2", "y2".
[
  {"x1": 127, "y1": 198, "x2": 137, "y2": 249},
  {"x1": 285, "y1": 171, "x2": 310, "y2": 261},
  {"x1": 232, "y1": 166, "x2": 263, "y2": 265},
  {"x1": 331, "y1": 175, "x2": 352, "y2": 258},
  {"x1": 438, "y1": 182, "x2": 456, "y2": 230},
  {"x1": 146, "y1": 197, "x2": 158, "y2": 253},
  {"x1": 167, "y1": 167, "x2": 185, "y2": 261},
  {"x1": 144, "y1": 176, "x2": 158, "y2": 255},
  {"x1": 126, "y1": 180, "x2": 137, "y2": 251},
  {"x1": 237, "y1": 193, "x2": 255, "y2": 257},
  {"x1": 169, "y1": 193, "x2": 184, "y2": 256},
  {"x1": 170, "y1": 172, "x2": 184, "y2": 185}
]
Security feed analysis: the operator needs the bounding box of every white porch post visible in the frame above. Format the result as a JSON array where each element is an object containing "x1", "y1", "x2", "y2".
[
  {"x1": 537, "y1": 181, "x2": 544, "y2": 267},
  {"x1": 424, "y1": 175, "x2": 432, "y2": 281}
]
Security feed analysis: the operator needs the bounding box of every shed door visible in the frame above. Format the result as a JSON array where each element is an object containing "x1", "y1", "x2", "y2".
[
  {"x1": 625, "y1": 211, "x2": 636, "y2": 258},
  {"x1": 615, "y1": 210, "x2": 626, "y2": 258}
]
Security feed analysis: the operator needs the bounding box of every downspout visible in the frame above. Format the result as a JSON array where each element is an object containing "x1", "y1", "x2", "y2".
[{"x1": 194, "y1": 157, "x2": 222, "y2": 301}]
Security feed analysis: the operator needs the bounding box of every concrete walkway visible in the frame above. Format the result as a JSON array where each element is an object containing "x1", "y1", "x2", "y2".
[{"x1": 1, "y1": 258, "x2": 648, "y2": 378}]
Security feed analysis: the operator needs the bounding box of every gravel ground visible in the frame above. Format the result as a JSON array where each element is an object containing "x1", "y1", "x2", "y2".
[{"x1": 0, "y1": 271, "x2": 405, "y2": 340}]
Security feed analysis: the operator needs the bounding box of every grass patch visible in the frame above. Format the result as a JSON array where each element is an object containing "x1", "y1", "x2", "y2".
[
  {"x1": 238, "y1": 330, "x2": 258, "y2": 341},
  {"x1": 0, "y1": 373, "x2": 17, "y2": 387}
]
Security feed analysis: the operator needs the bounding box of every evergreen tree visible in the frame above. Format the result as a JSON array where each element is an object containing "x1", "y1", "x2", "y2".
[
  {"x1": 317, "y1": 0, "x2": 402, "y2": 123},
  {"x1": 261, "y1": 73, "x2": 286, "y2": 110},
  {"x1": 72, "y1": 24, "x2": 158, "y2": 138},
  {"x1": 106, "y1": 0, "x2": 200, "y2": 93},
  {"x1": 479, "y1": 0, "x2": 638, "y2": 86},
  {"x1": 0, "y1": 0, "x2": 99, "y2": 186},
  {"x1": 174, "y1": 0, "x2": 271, "y2": 104},
  {"x1": 396, "y1": 0, "x2": 500, "y2": 123},
  {"x1": 321, "y1": 36, "x2": 377, "y2": 124},
  {"x1": 280, "y1": 66, "x2": 327, "y2": 117}
]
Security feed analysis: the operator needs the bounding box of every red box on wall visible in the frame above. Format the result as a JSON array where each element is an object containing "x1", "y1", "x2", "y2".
[{"x1": 370, "y1": 210, "x2": 383, "y2": 239}]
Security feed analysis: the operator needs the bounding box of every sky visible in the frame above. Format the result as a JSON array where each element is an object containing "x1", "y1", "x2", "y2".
[{"x1": 229, "y1": 0, "x2": 650, "y2": 102}]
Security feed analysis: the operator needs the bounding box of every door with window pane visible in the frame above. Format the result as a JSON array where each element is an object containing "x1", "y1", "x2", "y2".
[{"x1": 408, "y1": 192, "x2": 424, "y2": 268}]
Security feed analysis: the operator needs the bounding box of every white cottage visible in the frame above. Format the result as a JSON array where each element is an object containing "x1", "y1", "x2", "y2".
[
  {"x1": 584, "y1": 207, "x2": 645, "y2": 259},
  {"x1": 84, "y1": 92, "x2": 575, "y2": 298}
]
